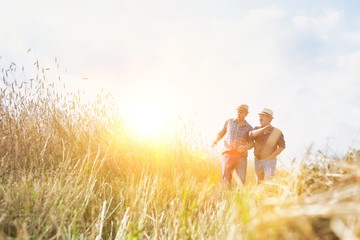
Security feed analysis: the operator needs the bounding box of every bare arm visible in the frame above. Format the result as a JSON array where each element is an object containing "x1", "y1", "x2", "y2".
[
  {"x1": 268, "y1": 130, "x2": 286, "y2": 159},
  {"x1": 211, "y1": 120, "x2": 228, "y2": 147},
  {"x1": 238, "y1": 141, "x2": 254, "y2": 152},
  {"x1": 249, "y1": 125, "x2": 272, "y2": 138},
  {"x1": 268, "y1": 147, "x2": 285, "y2": 160}
]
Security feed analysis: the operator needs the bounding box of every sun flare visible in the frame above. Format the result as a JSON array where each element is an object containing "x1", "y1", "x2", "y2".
[{"x1": 122, "y1": 100, "x2": 169, "y2": 139}]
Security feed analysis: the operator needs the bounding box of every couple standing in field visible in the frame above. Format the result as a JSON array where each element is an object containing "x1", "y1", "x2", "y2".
[{"x1": 212, "y1": 104, "x2": 286, "y2": 185}]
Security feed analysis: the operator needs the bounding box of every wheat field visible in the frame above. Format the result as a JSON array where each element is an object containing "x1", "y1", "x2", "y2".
[{"x1": 0, "y1": 59, "x2": 359, "y2": 239}]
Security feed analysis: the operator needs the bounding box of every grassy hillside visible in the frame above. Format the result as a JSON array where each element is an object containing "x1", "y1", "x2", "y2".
[{"x1": 0, "y1": 60, "x2": 359, "y2": 239}]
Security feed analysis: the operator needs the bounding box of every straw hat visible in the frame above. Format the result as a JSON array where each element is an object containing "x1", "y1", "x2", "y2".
[
  {"x1": 259, "y1": 108, "x2": 273, "y2": 118},
  {"x1": 236, "y1": 104, "x2": 249, "y2": 112}
]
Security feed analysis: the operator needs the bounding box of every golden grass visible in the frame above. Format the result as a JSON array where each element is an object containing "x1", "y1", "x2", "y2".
[{"x1": 0, "y1": 59, "x2": 359, "y2": 239}]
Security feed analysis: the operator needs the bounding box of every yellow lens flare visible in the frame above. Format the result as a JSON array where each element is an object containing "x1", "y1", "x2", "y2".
[{"x1": 123, "y1": 101, "x2": 168, "y2": 140}]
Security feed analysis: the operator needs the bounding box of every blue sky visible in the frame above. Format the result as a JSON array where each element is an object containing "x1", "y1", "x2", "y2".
[{"x1": 1, "y1": 0, "x2": 360, "y2": 161}]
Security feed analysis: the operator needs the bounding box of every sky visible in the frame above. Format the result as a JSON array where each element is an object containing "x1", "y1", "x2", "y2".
[{"x1": 1, "y1": 0, "x2": 360, "y2": 162}]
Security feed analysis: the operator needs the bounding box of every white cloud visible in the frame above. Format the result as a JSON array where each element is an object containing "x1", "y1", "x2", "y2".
[
  {"x1": 292, "y1": 9, "x2": 343, "y2": 31},
  {"x1": 243, "y1": 6, "x2": 285, "y2": 23},
  {"x1": 337, "y1": 50, "x2": 360, "y2": 76},
  {"x1": 355, "y1": 16, "x2": 360, "y2": 26},
  {"x1": 343, "y1": 31, "x2": 360, "y2": 44}
]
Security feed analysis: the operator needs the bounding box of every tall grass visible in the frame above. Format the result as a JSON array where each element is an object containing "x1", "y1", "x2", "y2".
[{"x1": 0, "y1": 58, "x2": 359, "y2": 239}]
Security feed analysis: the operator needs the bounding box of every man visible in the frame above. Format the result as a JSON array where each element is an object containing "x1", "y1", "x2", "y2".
[
  {"x1": 212, "y1": 104, "x2": 253, "y2": 185},
  {"x1": 249, "y1": 108, "x2": 286, "y2": 183}
]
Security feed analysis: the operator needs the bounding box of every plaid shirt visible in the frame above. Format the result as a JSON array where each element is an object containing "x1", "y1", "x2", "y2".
[{"x1": 216, "y1": 118, "x2": 253, "y2": 155}]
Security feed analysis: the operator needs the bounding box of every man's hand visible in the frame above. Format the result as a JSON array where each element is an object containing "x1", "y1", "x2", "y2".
[
  {"x1": 211, "y1": 141, "x2": 217, "y2": 148},
  {"x1": 268, "y1": 147, "x2": 285, "y2": 160},
  {"x1": 237, "y1": 145, "x2": 247, "y2": 153},
  {"x1": 250, "y1": 125, "x2": 272, "y2": 138},
  {"x1": 263, "y1": 125, "x2": 272, "y2": 131}
]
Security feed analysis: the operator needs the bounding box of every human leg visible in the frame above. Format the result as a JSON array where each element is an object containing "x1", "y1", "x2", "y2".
[
  {"x1": 254, "y1": 160, "x2": 265, "y2": 184},
  {"x1": 235, "y1": 156, "x2": 247, "y2": 184},
  {"x1": 221, "y1": 153, "x2": 236, "y2": 184},
  {"x1": 263, "y1": 159, "x2": 277, "y2": 180}
]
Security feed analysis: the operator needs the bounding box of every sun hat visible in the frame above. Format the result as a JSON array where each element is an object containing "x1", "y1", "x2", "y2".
[
  {"x1": 236, "y1": 104, "x2": 249, "y2": 112},
  {"x1": 259, "y1": 108, "x2": 273, "y2": 118}
]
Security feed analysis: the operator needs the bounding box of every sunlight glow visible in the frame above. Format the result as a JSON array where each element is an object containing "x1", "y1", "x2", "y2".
[{"x1": 122, "y1": 99, "x2": 170, "y2": 139}]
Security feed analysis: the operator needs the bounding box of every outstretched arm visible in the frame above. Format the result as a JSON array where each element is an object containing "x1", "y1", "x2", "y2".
[
  {"x1": 249, "y1": 125, "x2": 272, "y2": 138},
  {"x1": 211, "y1": 120, "x2": 228, "y2": 147}
]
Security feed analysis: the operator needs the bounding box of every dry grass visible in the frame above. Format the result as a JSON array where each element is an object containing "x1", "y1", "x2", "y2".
[{"x1": 0, "y1": 58, "x2": 359, "y2": 239}]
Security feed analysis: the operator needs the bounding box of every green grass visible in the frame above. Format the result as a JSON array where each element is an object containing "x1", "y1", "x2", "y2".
[{"x1": 0, "y1": 59, "x2": 359, "y2": 239}]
